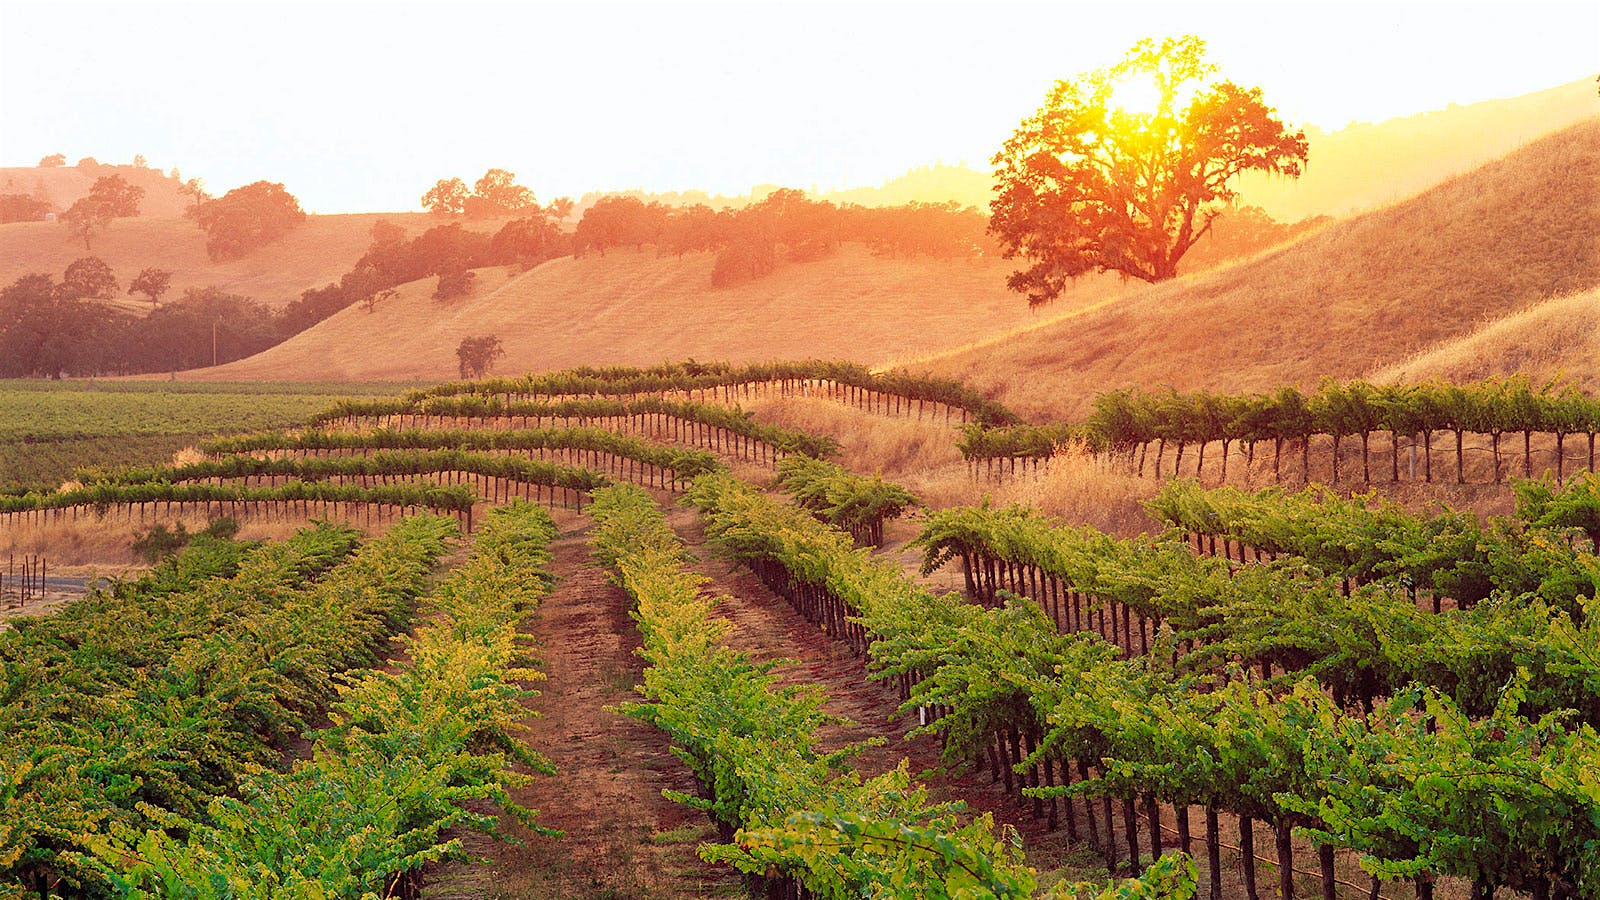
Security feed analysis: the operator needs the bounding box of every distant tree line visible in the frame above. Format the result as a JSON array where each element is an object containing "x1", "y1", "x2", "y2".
[
  {"x1": 2, "y1": 263, "x2": 288, "y2": 378},
  {"x1": 570, "y1": 188, "x2": 996, "y2": 287},
  {"x1": 0, "y1": 156, "x2": 1323, "y2": 378},
  {"x1": 287, "y1": 205, "x2": 570, "y2": 323},
  {"x1": 421, "y1": 168, "x2": 574, "y2": 222}
]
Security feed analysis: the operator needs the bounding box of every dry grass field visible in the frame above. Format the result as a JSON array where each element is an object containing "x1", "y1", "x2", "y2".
[
  {"x1": 1370, "y1": 284, "x2": 1600, "y2": 389},
  {"x1": 0, "y1": 212, "x2": 465, "y2": 309},
  {"x1": 1232, "y1": 76, "x2": 1599, "y2": 221},
  {"x1": 913, "y1": 118, "x2": 1600, "y2": 420},
  {"x1": 177, "y1": 245, "x2": 1123, "y2": 381}
]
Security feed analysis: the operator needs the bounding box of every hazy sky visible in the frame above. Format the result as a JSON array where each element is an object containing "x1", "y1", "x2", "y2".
[{"x1": 2, "y1": 1, "x2": 1595, "y2": 213}]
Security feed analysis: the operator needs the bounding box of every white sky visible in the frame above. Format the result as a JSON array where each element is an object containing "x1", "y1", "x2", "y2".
[{"x1": 1, "y1": 0, "x2": 1595, "y2": 213}]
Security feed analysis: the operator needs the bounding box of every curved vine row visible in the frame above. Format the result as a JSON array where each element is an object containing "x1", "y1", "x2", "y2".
[
  {"x1": 0, "y1": 515, "x2": 456, "y2": 894},
  {"x1": 775, "y1": 456, "x2": 918, "y2": 545},
  {"x1": 965, "y1": 376, "x2": 1600, "y2": 488},
  {"x1": 0, "y1": 481, "x2": 483, "y2": 533},
  {"x1": 410, "y1": 359, "x2": 1022, "y2": 427},
  {"x1": 685, "y1": 474, "x2": 1600, "y2": 899},
  {"x1": 97, "y1": 503, "x2": 559, "y2": 897},
  {"x1": 591, "y1": 482, "x2": 1191, "y2": 900},
  {"x1": 201, "y1": 426, "x2": 722, "y2": 489}
]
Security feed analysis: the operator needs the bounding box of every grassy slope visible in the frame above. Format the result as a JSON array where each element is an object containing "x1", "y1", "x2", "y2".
[
  {"x1": 912, "y1": 118, "x2": 1600, "y2": 421},
  {"x1": 1369, "y1": 284, "x2": 1600, "y2": 390},
  {"x1": 0, "y1": 212, "x2": 458, "y2": 310},
  {"x1": 1232, "y1": 76, "x2": 1599, "y2": 221},
  {"x1": 174, "y1": 244, "x2": 1117, "y2": 382}
]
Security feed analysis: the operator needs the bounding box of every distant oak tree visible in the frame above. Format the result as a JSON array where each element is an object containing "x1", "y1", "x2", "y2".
[
  {"x1": 62, "y1": 257, "x2": 119, "y2": 300},
  {"x1": 129, "y1": 267, "x2": 173, "y2": 307},
  {"x1": 456, "y1": 335, "x2": 504, "y2": 379},
  {"x1": 433, "y1": 268, "x2": 475, "y2": 301},
  {"x1": 86, "y1": 174, "x2": 144, "y2": 217},
  {"x1": 990, "y1": 35, "x2": 1308, "y2": 304},
  {"x1": 194, "y1": 181, "x2": 307, "y2": 260},
  {"x1": 466, "y1": 169, "x2": 539, "y2": 219},
  {"x1": 181, "y1": 177, "x2": 210, "y2": 215},
  {"x1": 421, "y1": 178, "x2": 470, "y2": 215},
  {"x1": 60, "y1": 175, "x2": 145, "y2": 250},
  {"x1": 38, "y1": 154, "x2": 66, "y2": 168},
  {"x1": 60, "y1": 201, "x2": 110, "y2": 250}
]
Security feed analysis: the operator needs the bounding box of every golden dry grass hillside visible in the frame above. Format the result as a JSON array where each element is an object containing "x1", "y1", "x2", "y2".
[
  {"x1": 173, "y1": 245, "x2": 1119, "y2": 381},
  {"x1": 1369, "y1": 284, "x2": 1600, "y2": 390},
  {"x1": 0, "y1": 212, "x2": 453, "y2": 309},
  {"x1": 912, "y1": 117, "x2": 1600, "y2": 420},
  {"x1": 1233, "y1": 76, "x2": 1600, "y2": 221}
]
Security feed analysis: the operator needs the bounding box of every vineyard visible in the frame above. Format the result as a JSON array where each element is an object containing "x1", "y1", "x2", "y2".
[
  {"x1": 960, "y1": 377, "x2": 1600, "y2": 488},
  {"x1": 2, "y1": 360, "x2": 1597, "y2": 898},
  {"x1": 0, "y1": 380, "x2": 409, "y2": 491}
]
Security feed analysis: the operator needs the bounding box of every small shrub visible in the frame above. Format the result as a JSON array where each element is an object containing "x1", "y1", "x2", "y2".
[
  {"x1": 132, "y1": 522, "x2": 189, "y2": 563},
  {"x1": 434, "y1": 269, "x2": 475, "y2": 301}
]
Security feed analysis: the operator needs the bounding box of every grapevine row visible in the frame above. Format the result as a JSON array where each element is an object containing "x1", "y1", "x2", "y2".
[
  {"x1": 0, "y1": 480, "x2": 484, "y2": 531},
  {"x1": 1144, "y1": 477, "x2": 1600, "y2": 611},
  {"x1": 101, "y1": 503, "x2": 558, "y2": 897},
  {"x1": 409, "y1": 359, "x2": 1022, "y2": 427},
  {"x1": 81, "y1": 449, "x2": 607, "y2": 503},
  {"x1": 774, "y1": 455, "x2": 918, "y2": 545},
  {"x1": 202, "y1": 426, "x2": 722, "y2": 489},
  {"x1": 313, "y1": 396, "x2": 839, "y2": 461},
  {"x1": 588, "y1": 483, "x2": 1191, "y2": 900},
  {"x1": 919, "y1": 495, "x2": 1600, "y2": 720},
  {"x1": 684, "y1": 474, "x2": 1600, "y2": 899},
  {"x1": 0, "y1": 515, "x2": 456, "y2": 894},
  {"x1": 963, "y1": 376, "x2": 1600, "y2": 488}
]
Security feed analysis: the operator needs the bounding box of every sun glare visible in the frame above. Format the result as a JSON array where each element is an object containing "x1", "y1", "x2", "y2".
[{"x1": 1109, "y1": 72, "x2": 1163, "y2": 118}]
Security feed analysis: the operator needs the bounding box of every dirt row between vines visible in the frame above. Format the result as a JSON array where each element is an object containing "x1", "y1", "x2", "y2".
[
  {"x1": 420, "y1": 525, "x2": 741, "y2": 900},
  {"x1": 421, "y1": 504, "x2": 1383, "y2": 899},
  {"x1": 420, "y1": 506, "x2": 1090, "y2": 899}
]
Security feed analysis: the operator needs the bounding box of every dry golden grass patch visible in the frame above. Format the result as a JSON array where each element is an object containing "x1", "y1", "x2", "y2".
[
  {"x1": 178, "y1": 244, "x2": 1087, "y2": 382},
  {"x1": 744, "y1": 395, "x2": 969, "y2": 496},
  {"x1": 0, "y1": 515, "x2": 309, "y2": 568},
  {"x1": 985, "y1": 444, "x2": 1160, "y2": 536},
  {"x1": 745, "y1": 398, "x2": 1161, "y2": 534},
  {"x1": 1370, "y1": 285, "x2": 1600, "y2": 391}
]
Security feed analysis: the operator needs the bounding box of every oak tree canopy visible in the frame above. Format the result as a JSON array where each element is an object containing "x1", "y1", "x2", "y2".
[{"x1": 990, "y1": 35, "x2": 1308, "y2": 305}]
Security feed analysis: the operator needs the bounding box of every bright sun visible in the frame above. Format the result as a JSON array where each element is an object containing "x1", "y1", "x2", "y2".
[{"x1": 1108, "y1": 72, "x2": 1164, "y2": 118}]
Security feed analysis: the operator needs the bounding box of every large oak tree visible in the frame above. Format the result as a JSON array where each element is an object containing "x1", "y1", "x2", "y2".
[
  {"x1": 194, "y1": 181, "x2": 306, "y2": 260},
  {"x1": 990, "y1": 36, "x2": 1308, "y2": 305}
]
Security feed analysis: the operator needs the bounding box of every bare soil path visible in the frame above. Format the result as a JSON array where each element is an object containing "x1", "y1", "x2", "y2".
[{"x1": 421, "y1": 524, "x2": 742, "y2": 900}]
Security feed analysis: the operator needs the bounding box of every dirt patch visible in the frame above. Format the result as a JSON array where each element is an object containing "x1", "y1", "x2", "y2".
[{"x1": 421, "y1": 525, "x2": 742, "y2": 900}]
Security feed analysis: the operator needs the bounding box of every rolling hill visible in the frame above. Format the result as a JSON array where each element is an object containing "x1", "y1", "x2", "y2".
[
  {"x1": 1231, "y1": 76, "x2": 1600, "y2": 222},
  {"x1": 0, "y1": 212, "x2": 456, "y2": 310},
  {"x1": 910, "y1": 117, "x2": 1600, "y2": 420},
  {"x1": 0, "y1": 162, "x2": 190, "y2": 217},
  {"x1": 1369, "y1": 284, "x2": 1600, "y2": 391},
  {"x1": 170, "y1": 245, "x2": 1117, "y2": 382}
]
